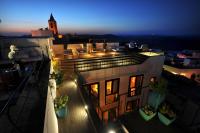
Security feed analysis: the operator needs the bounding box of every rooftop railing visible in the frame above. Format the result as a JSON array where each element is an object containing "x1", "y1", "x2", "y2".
[{"x1": 61, "y1": 53, "x2": 148, "y2": 72}]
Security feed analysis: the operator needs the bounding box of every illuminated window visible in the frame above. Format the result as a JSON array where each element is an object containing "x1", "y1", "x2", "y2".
[
  {"x1": 58, "y1": 34, "x2": 63, "y2": 38},
  {"x1": 105, "y1": 79, "x2": 119, "y2": 104},
  {"x1": 85, "y1": 83, "x2": 99, "y2": 107},
  {"x1": 129, "y1": 75, "x2": 143, "y2": 96},
  {"x1": 130, "y1": 77, "x2": 136, "y2": 88},
  {"x1": 91, "y1": 83, "x2": 98, "y2": 97},
  {"x1": 106, "y1": 81, "x2": 112, "y2": 95}
]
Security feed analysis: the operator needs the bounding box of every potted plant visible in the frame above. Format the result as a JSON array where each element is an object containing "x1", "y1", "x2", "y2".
[
  {"x1": 139, "y1": 78, "x2": 167, "y2": 121},
  {"x1": 50, "y1": 58, "x2": 64, "y2": 86},
  {"x1": 149, "y1": 78, "x2": 167, "y2": 110},
  {"x1": 55, "y1": 71, "x2": 64, "y2": 85},
  {"x1": 158, "y1": 102, "x2": 176, "y2": 126},
  {"x1": 139, "y1": 104, "x2": 156, "y2": 121},
  {"x1": 51, "y1": 71, "x2": 64, "y2": 86},
  {"x1": 54, "y1": 95, "x2": 69, "y2": 118}
]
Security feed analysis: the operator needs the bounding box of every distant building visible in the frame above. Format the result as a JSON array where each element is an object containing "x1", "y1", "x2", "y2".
[
  {"x1": 31, "y1": 28, "x2": 53, "y2": 37},
  {"x1": 48, "y1": 13, "x2": 58, "y2": 35},
  {"x1": 164, "y1": 50, "x2": 200, "y2": 82}
]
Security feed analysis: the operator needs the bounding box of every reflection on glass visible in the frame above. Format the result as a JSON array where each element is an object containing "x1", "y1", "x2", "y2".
[{"x1": 113, "y1": 80, "x2": 118, "y2": 93}]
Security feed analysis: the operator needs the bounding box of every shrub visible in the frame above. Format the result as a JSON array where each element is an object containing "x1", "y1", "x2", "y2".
[
  {"x1": 54, "y1": 96, "x2": 69, "y2": 112},
  {"x1": 159, "y1": 103, "x2": 176, "y2": 120},
  {"x1": 142, "y1": 105, "x2": 155, "y2": 116}
]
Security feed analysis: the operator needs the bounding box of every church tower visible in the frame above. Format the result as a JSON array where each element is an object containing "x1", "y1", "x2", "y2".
[{"x1": 48, "y1": 13, "x2": 58, "y2": 35}]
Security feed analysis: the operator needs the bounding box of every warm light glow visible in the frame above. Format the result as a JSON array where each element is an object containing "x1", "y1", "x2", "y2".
[
  {"x1": 130, "y1": 91, "x2": 135, "y2": 96},
  {"x1": 110, "y1": 52, "x2": 117, "y2": 55},
  {"x1": 140, "y1": 52, "x2": 161, "y2": 56},
  {"x1": 91, "y1": 84, "x2": 98, "y2": 96},
  {"x1": 96, "y1": 52, "x2": 106, "y2": 56},
  {"x1": 82, "y1": 54, "x2": 94, "y2": 58},
  {"x1": 63, "y1": 81, "x2": 77, "y2": 90},
  {"x1": 73, "y1": 106, "x2": 88, "y2": 121},
  {"x1": 150, "y1": 77, "x2": 155, "y2": 82},
  {"x1": 51, "y1": 59, "x2": 59, "y2": 73},
  {"x1": 58, "y1": 34, "x2": 63, "y2": 38},
  {"x1": 108, "y1": 130, "x2": 116, "y2": 133},
  {"x1": 180, "y1": 73, "x2": 186, "y2": 76},
  {"x1": 131, "y1": 87, "x2": 135, "y2": 91},
  {"x1": 106, "y1": 81, "x2": 112, "y2": 95},
  {"x1": 84, "y1": 105, "x2": 88, "y2": 110},
  {"x1": 130, "y1": 77, "x2": 136, "y2": 88},
  {"x1": 172, "y1": 71, "x2": 178, "y2": 75}
]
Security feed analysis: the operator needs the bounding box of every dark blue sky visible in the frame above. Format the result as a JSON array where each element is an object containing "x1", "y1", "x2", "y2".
[{"x1": 0, "y1": 0, "x2": 200, "y2": 36}]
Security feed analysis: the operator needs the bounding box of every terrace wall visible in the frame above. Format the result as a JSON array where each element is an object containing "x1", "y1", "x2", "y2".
[{"x1": 163, "y1": 65, "x2": 200, "y2": 81}]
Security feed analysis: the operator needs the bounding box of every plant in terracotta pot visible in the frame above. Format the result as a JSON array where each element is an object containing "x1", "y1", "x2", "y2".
[
  {"x1": 54, "y1": 95, "x2": 69, "y2": 118},
  {"x1": 158, "y1": 102, "x2": 176, "y2": 125}
]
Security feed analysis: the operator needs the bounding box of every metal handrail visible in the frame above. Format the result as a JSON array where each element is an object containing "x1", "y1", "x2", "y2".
[
  {"x1": 0, "y1": 59, "x2": 44, "y2": 115},
  {"x1": 0, "y1": 71, "x2": 32, "y2": 115}
]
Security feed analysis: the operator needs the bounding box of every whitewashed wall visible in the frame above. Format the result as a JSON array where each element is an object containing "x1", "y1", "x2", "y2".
[
  {"x1": 163, "y1": 65, "x2": 200, "y2": 81},
  {"x1": 43, "y1": 86, "x2": 58, "y2": 133}
]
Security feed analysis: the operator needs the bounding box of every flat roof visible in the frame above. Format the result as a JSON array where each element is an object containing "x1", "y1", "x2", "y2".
[{"x1": 61, "y1": 52, "x2": 149, "y2": 72}]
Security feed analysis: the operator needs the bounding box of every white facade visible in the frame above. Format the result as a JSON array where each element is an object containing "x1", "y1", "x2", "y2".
[{"x1": 80, "y1": 55, "x2": 165, "y2": 121}]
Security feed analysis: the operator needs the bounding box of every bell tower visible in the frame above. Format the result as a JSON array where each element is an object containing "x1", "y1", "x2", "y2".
[{"x1": 48, "y1": 13, "x2": 58, "y2": 35}]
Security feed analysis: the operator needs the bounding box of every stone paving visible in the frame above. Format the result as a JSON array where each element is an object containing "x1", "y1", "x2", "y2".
[{"x1": 57, "y1": 75, "x2": 96, "y2": 133}]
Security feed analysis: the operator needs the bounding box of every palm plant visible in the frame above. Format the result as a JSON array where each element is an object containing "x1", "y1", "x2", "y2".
[{"x1": 149, "y1": 78, "x2": 168, "y2": 110}]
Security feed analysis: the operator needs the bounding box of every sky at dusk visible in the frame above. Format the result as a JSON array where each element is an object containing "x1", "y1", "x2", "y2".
[{"x1": 0, "y1": 0, "x2": 200, "y2": 36}]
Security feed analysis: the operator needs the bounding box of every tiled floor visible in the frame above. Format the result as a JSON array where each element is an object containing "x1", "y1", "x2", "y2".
[{"x1": 57, "y1": 77, "x2": 96, "y2": 133}]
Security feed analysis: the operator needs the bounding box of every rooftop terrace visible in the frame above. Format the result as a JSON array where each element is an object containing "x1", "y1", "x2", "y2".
[{"x1": 61, "y1": 51, "x2": 151, "y2": 72}]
